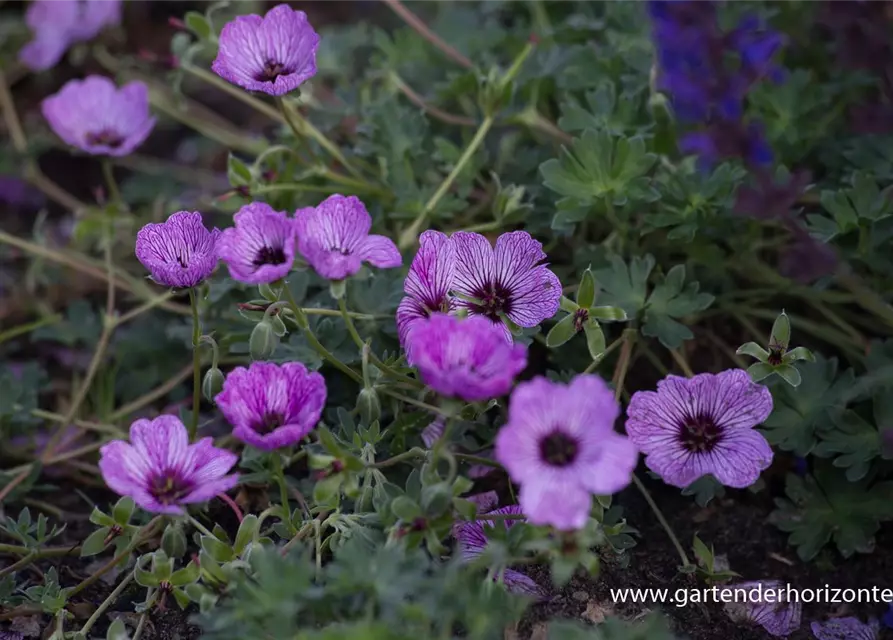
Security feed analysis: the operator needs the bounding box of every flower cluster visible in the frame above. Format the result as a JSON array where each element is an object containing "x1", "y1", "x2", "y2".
[
  {"x1": 398, "y1": 230, "x2": 561, "y2": 352},
  {"x1": 20, "y1": 0, "x2": 122, "y2": 71},
  {"x1": 648, "y1": 0, "x2": 783, "y2": 169},
  {"x1": 135, "y1": 194, "x2": 400, "y2": 289}
]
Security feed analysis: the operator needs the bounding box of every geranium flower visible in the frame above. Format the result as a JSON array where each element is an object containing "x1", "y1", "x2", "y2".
[
  {"x1": 215, "y1": 362, "x2": 326, "y2": 450},
  {"x1": 396, "y1": 230, "x2": 455, "y2": 355},
  {"x1": 295, "y1": 194, "x2": 401, "y2": 281},
  {"x1": 625, "y1": 369, "x2": 774, "y2": 489},
  {"x1": 408, "y1": 314, "x2": 527, "y2": 402},
  {"x1": 811, "y1": 617, "x2": 879, "y2": 640},
  {"x1": 453, "y1": 504, "x2": 548, "y2": 599},
  {"x1": 98, "y1": 416, "x2": 239, "y2": 515},
  {"x1": 451, "y1": 231, "x2": 560, "y2": 341},
  {"x1": 212, "y1": 4, "x2": 320, "y2": 96},
  {"x1": 494, "y1": 375, "x2": 638, "y2": 530},
  {"x1": 135, "y1": 211, "x2": 220, "y2": 289},
  {"x1": 20, "y1": 0, "x2": 121, "y2": 72},
  {"x1": 41, "y1": 76, "x2": 155, "y2": 157},
  {"x1": 723, "y1": 580, "x2": 802, "y2": 637},
  {"x1": 218, "y1": 202, "x2": 297, "y2": 284}
]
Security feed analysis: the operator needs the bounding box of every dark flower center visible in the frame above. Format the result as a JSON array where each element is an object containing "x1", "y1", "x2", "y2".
[
  {"x1": 538, "y1": 431, "x2": 579, "y2": 467},
  {"x1": 253, "y1": 246, "x2": 287, "y2": 267},
  {"x1": 767, "y1": 344, "x2": 784, "y2": 366},
  {"x1": 85, "y1": 128, "x2": 124, "y2": 148},
  {"x1": 149, "y1": 472, "x2": 193, "y2": 504},
  {"x1": 573, "y1": 308, "x2": 589, "y2": 332},
  {"x1": 253, "y1": 412, "x2": 284, "y2": 435},
  {"x1": 255, "y1": 60, "x2": 290, "y2": 82},
  {"x1": 175, "y1": 252, "x2": 190, "y2": 269},
  {"x1": 679, "y1": 413, "x2": 723, "y2": 453},
  {"x1": 470, "y1": 282, "x2": 513, "y2": 322}
]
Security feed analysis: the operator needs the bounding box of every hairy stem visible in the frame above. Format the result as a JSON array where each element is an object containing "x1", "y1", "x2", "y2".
[{"x1": 188, "y1": 288, "x2": 202, "y2": 441}]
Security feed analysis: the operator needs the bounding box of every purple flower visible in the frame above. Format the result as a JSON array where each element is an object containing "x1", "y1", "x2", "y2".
[
  {"x1": 451, "y1": 231, "x2": 561, "y2": 342},
  {"x1": 218, "y1": 202, "x2": 297, "y2": 284},
  {"x1": 98, "y1": 415, "x2": 239, "y2": 515},
  {"x1": 453, "y1": 504, "x2": 548, "y2": 599},
  {"x1": 41, "y1": 76, "x2": 155, "y2": 157},
  {"x1": 295, "y1": 194, "x2": 401, "y2": 280},
  {"x1": 811, "y1": 617, "x2": 879, "y2": 640},
  {"x1": 397, "y1": 230, "x2": 455, "y2": 355},
  {"x1": 723, "y1": 580, "x2": 802, "y2": 637},
  {"x1": 215, "y1": 362, "x2": 326, "y2": 451},
  {"x1": 19, "y1": 0, "x2": 121, "y2": 72},
  {"x1": 135, "y1": 211, "x2": 220, "y2": 289},
  {"x1": 211, "y1": 4, "x2": 320, "y2": 97},
  {"x1": 408, "y1": 314, "x2": 527, "y2": 402},
  {"x1": 625, "y1": 369, "x2": 774, "y2": 489},
  {"x1": 494, "y1": 375, "x2": 638, "y2": 531}
]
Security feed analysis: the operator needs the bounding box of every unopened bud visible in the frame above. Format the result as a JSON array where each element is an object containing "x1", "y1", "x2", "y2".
[
  {"x1": 249, "y1": 320, "x2": 278, "y2": 360},
  {"x1": 356, "y1": 387, "x2": 381, "y2": 425},
  {"x1": 202, "y1": 367, "x2": 225, "y2": 403},
  {"x1": 161, "y1": 522, "x2": 187, "y2": 559}
]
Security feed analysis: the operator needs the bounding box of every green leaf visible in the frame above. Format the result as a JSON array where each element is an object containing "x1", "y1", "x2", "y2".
[
  {"x1": 769, "y1": 311, "x2": 791, "y2": 351},
  {"x1": 737, "y1": 341, "x2": 769, "y2": 361},
  {"x1": 420, "y1": 483, "x2": 452, "y2": 518},
  {"x1": 170, "y1": 561, "x2": 201, "y2": 587},
  {"x1": 200, "y1": 535, "x2": 234, "y2": 564},
  {"x1": 784, "y1": 346, "x2": 816, "y2": 364},
  {"x1": 747, "y1": 362, "x2": 776, "y2": 382},
  {"x1": 80, "y1": 527, "x2": 110, "y2": 557},
  {"x1": 680, "y1": 475, "x2": 725, "y2": 507},
  {"x1": 112, "y1": 497, "x2": 135, "y2": 526},
  {"x1": 313, "y1": 474, "x2": 343, "y2": 509},
  {"x1": 594, "y1": 254, "x2": 655, "y2": 318},
  {"x1": 691, "y1": 535, "x2": 713, "y2": 572},
  {"x1": 576, "y1": 268, "x2": 596, "y2": 309},
  {"x1": 813, "y1": 404, "x2": 883, "y2": 482},
  {"x1": 227, "y1": 153, "x2": 252, "y2": 187},
  {"x1": 642, "y1": 265, "x2": 714, "y2": 349},
  {"x1": 768, "y1": 463, "x2": 893, "y2": 561},
  {"x1": 390, "y1": 496, "x2": 422, "y2": 522},
  {"x1": 584, "y1": 320, "x2": 606, "y2": 360},
  {"x1": 761, "y1": 357, "x2": 855, "y2": 456},
  {"x1": 546, "y1": 313, "x2": 578, "y2": 348},
  {"x1": 559, "y1": 296, "x2": 579, "y2": 313},
  {"x1": 774, "y1": 364, "x2": 802, "y2": 387},
  {"x1": 105, "y1": 618, "x2": 130, "y2": 640},
  {"x1": 184, "y1": 11, "x2": 213, "y2": 39},
  {"x1": 588, "y1": 305, "x2": 627, "y2": 322}
]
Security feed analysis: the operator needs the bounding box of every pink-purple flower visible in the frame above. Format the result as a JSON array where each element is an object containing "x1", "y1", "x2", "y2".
[
  {"x1": 397, "y1": 230, "x2": 455, "y2": 354},
  {"x1": 625, "y1": 369, "x2": 774, "y2": 489},
  {"x1": 811, "y1": 617, "x2": 879, "y2": 640},
  {"x1": 41, "y1": 76, "x2": 155, "y2": 157},
  {"x1": 408, "y1": 313, "x2": 527, "y2": 401},
  {"x1": 211, "y1": 4, "x2": 320, "y2": 97},
  {"x1": 135, "y1": 211, "x2": 220, "y2": 289},
  {"x1": 98, "y1": 415, "x2": 239, "y2": 515},
  {"x1": 295, "y1": 194, "x2": 402, "y2": 280},
  {"x1": 451, "y1": 231, "x2": 561, "y2": 341},
  {"x1": 723, "y1": 580, "x2": 802, "y2": 637},
  {"x1": 215, "y1": 362, "x2": 326, "y2": 450},
  {"x1": 20, "y1": 0, "x2": 122, "y2": 72},
  {"x1": 218, "y1": 202, "x2": 297, "y2": 284},
  {"x1": 494, "y1": 375, "x2": 638, "y2": 530},
  {"x1": 453, "y1": 503, "x2": 548, "y2": 600}
]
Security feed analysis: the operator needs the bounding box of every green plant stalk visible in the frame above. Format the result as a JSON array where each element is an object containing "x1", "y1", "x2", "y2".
[
  {"x1": 78, "y1": 569, "x2": 135, "y2": 636},
  {"x1": 282, "y1": 284, "x2": 363, "y2": 384},
  {"x1": 101, "y1": 158, "x2": 122, "y2": 206},
  {"x1": 186, "y1": 514, "x2": 216, "y2": 539},
  {"x1": 188, "y1": 288, "x2": 202, "y2": 441},
  {"x1": 582, "y1": 335, "x2": 625, "y2": 374},
  {"x1": 0, "y1": 314, "x2": 62, "y2": 346},
  {"x1": 271, "y1": 454, "x2": 297, "y2": 535},
  {"x1": 369, "y1": 447, "x2": 428, "y2": 469}
]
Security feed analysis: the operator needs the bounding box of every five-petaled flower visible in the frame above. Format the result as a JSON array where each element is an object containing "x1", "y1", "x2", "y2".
[
  {"x1": 625, "y1": 369, "x2": 774, "y2": 489},
  {"x1": 453, "y1": 503, "x2": 548, "y2": 600},
  {"x1": 408, "y1": 313, "x2": 527, "y2": 402},
  {"x1": 20, "y1": 0, "x2": 122, "y2": 72},
  {"x1": 451, "y1": 231, "x2": 561, "y2": 342},
  {"x1": 218, "y1": 202, "x2": 297, "y2": 284},
  {"x1": 723, "y1": 580, "x2": 802, "y2": 637},
  {"x1": 135, "y1": 211, "x2": 220, "y2": 289},
  {"x1": 212, "y1": 3, "x2": 320, "y2": 96},
  {"x1": 295, "y1": 194, "x2": 402, "y2": 281},
  {"x1": 41, "y1": 76, "x2": 155, "y2": 157},
  {"x1": 98, "y1": 415, "x2": 239, "y2": 515},
  {"x1": 396, "y1": 230, "x2": 455, "y2": 358},
  {"x1": 494, "y1": 375, "x2": 638, "y2": 531},
  {"x1": 215, "y1": 362, "x2": 326, "y2": 450}
]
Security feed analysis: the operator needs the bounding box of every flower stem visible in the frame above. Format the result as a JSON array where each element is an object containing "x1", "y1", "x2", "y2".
[
  {"x1": 78, "y1": 569, "x2": 135, "y2": 636},
  {"x1": 582, "y1": 335, "x2": 625, "y2": 374},
  {"x1": 101, "y1": 158, "x2": 122, "y2": 207},
  {"x1": 271, "y1": 453, "x2": 297, "y2": 534},
  {"x1": 185, "y1": 514, "x2": 216, "y2": 539},
  {"x1": 337, "y1": 296, "x2": 366, "y2": 351},
  {"x1": 369, "y1": 447, "x2": 428, "y2": 469},
  {"x1": 188, "y1": 288, "x2": 202, "y2": 441},
  {"x1": 632, "y1": 474, "x2": 691, "y2": 569},
  {"x1": 282, "y1": 283, "x2": 363, "y2": 384}
]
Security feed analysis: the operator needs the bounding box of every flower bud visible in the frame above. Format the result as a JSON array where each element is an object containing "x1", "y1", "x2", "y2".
[
  {"x1": 202, "y1": 367, "x2": 225, "y2": 403},
  {"x1": 161, "y1": 522, "x2": 187, "y2": 559},
  {"x1": 356, "y1": 387, "x2": 381, "y2": 425},
  {"x1": 249, "y1": 320, "x2": 278, "y2": 360}
]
